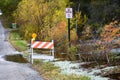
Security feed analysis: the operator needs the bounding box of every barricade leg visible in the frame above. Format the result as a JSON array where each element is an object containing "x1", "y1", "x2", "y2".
[
  {"x1": 31, "y1": 48, "x2": 33, "y2": 64},
  {"x1": 52, "y1": 49, "x2": 54, "y2": 59},
  {"x1": 52, "y1": 40, "x2": 54, "y2": 59}
]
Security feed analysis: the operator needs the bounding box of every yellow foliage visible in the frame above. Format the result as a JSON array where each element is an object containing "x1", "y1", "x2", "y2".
[
  {"x1": 71, "y1": 29, "x2": 78, "y2": 42},
  {"x1": 80, "y1": 25, "x2": 93, "y2": 40},
  {"x1": 51, "y1": 22, "x2": 67, "y2": 40}
]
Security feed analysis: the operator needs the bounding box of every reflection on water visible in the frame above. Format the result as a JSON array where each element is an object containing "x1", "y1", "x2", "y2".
[{"x1": 5, "y1": 54, "x2": 28, "y2": 63}]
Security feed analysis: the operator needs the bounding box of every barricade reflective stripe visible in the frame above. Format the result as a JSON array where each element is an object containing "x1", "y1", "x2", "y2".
[{"x1": 31, "y1": 41, "x2": 54, "y2": 49}]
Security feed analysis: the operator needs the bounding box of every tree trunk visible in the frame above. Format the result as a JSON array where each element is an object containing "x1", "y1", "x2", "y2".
[{"x1": 105, "y1": 53, "x2": 110, "y2": 66}]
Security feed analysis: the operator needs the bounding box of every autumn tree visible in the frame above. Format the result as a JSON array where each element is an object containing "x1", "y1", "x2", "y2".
[
  {"x1": 70, "y1": 0, "x2": 120, "y2": 34},
  {"x1": 73, "y1": 21, "x2": 120, "y2": 66},
  {"x1": 71, "y1": 12, "x2": 87, "y2": 39},
  {"x1": 96, "y1": 21, "x2": 120, "y2": 65},
  {"x1": 14, "y1": 0, "x2": 68, "y2": 41},
  {"x1": 0, "y1": 0, "x2": 21, "y2": 26},
  {"x1": 0, "y1": 0, "x2": 21, "y2": 16},
  {"x1": 14, "y1": 0, "x2": 78, "y2": 56}
]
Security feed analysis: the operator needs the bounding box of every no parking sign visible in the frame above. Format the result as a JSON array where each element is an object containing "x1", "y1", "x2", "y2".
[{"x1": 66, "y1": 8, "x2": 73, "y2": 18}]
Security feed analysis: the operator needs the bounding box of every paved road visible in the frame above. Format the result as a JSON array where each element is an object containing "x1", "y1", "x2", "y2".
[
  {"x1": 0, "y1": 21, "x2": 44, "y2": 80},
  {"x1": 0, "y1": 22, "x2": 16, "y2": 55}
]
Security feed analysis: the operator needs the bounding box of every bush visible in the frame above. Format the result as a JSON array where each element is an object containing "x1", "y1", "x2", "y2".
[
  {"x1": 50, "y1": 22, "x2": 78, "y2": 58},
  {"x1": 19, "y1": 24, "x2": 38, "y2": 41},
  {"x1": 50, "y1": 22, "x2": 68, "y2": 54},
  {"x1": 68, "y1": 45, "x2": 79, "y2": 61}
]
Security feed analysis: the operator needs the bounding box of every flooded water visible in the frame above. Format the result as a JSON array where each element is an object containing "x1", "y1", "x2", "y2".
[{"x1": 5, "y1": 54, "x2": 28, "y2": 63}]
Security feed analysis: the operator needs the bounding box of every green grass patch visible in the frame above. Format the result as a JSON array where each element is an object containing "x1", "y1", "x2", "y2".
[
  {"x1": 9, "y1": 30, "x2": 21, "y2": 40},
  {"x1": 9, "y1": 30, "x2": 28, "y2": 51},
  {"x1": 33, "y1": 60, "x2": 91, "y2": 80}
]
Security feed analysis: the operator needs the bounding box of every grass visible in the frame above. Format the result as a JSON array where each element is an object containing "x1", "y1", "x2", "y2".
[
  {"x1": 33, "y1": 60, "x2": 91, "y2": 80},
  {"x1": 9, "y1": 30, "x2": 28, "y2": 51}
]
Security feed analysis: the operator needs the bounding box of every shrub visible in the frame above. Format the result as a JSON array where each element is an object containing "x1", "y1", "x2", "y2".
[
  {"x1": 19, "y1": 24, "x2": 38, "y2": 41},
  {"x1": 68, "y1": 45, "x2": 79, "y2": 61}
]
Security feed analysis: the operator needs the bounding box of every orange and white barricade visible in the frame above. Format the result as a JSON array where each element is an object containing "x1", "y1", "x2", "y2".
[{"x1": 31, "y1": 40, "x2": 54, "y2": 64}]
